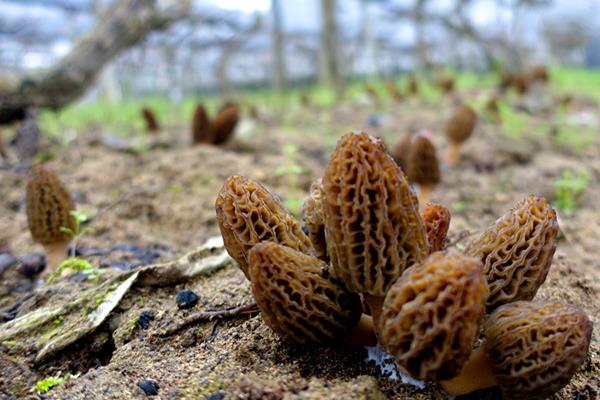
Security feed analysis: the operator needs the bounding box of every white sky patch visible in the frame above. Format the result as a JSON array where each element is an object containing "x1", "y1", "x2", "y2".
[{"x1": 211, "y1": 0, "x2": 270, "y2": 13}]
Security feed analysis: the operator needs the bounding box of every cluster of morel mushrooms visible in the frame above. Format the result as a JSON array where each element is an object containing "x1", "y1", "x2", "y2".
[{"x1": 215, "y1": 131, "x2": 592, "y2": 399}]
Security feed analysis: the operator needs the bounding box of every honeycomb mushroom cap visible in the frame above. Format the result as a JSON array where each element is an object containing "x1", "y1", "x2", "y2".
[
  {"x1": 421, "y1": 203, "x2": 451, "y2": 253},
  {"x1": 407, "y1": 134, "x2": 440, "y2": 185},
  {"x1": 26, "y1": 165, "x2": 76, "y2": 245},
  {"x1": 466, "y1": 195, "x2": 558, "y2": 311},
  {"x1": 485, "y1": 301, "x2": 592, "y2": 400},
  {"x1": 141, "y1": 107, "x2": 159, "y2": 132},
  {"x1": 446, "y1": 105, "x2": 477, "y2": 145},
  {"x1": 391, "y1": 134, "x2": 413, "y2": 173},
  {"x1": 215, "y1": 175, "x2": 312, "y2": 279},
  {"x1": 301, "y1": 178, "x2": 328, "y2": 260},
  {"x1": 211, "y1": 104, "x2": 239, "y2": 145},
  {"x1": 248, "y1": 241, "x2": 362, "y2": 345},
  {"x1": 192, "y1": 104, "x2": 211, "y2": 144},
  {"x1": 379, "y1": 250, "x2": 489, "y2": 381},
  {"x1": 322, "y1": 132, "x2": 429, "y2": 296}
]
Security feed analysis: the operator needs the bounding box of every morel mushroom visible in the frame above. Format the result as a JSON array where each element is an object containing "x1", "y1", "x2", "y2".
[
  {"x1": 301, "y1": 179, "x2": 328, "y2": 261},
  {"x1": 466, "y1": 195, "x2": 558, "y2": 311},
  {"x1": 441, "y1": 301, "x2": 592, "y2": 399},
  {"x1": 211, "y1": 103, "x2": 239, "y2": 145},
  {"x1": 215, "y1": 175, "x2": 312, "y2": 279},
  {"x1": 445, "y1": 105, "x2": 477, "y2": 166},
  {"x1": 26, "y1": 165, "x2": 76, "y2": 273},
  {"x1": 406, "y1": 132, "x2": 440, "y2": 206},
  {"x1": 408, "y1": 75, "x2": 419, "y2": 96},
  {"x1": 435, "y1": 75, "x2": 455, "y2": 94},
  {"x1": 421, "y1": 203, "x2": 451, "y2": 253},
  {"x1": 322, "y1": 132, "x2": 429, "y2": 326},
  {"x1": 191, "y1": 104, "x2": 211, "y2": 144},
  {"x1": 379, "y1": 250, "x2": 488, "y2": 380},
  {"x1": 391, "y1": 134, "x2": 413, "y2": 173},
  {"x1": 385, "y1": 80, "x2": 402, "y2": 102},
  {"x1": 141, "y1": 107, "x2": 160, "y2": 133},
  {"x1": 529, "y1": 66, "x2": 549, "y2": 84},
  {"x1": 248, "y1": 241, "x2": 365, "y2": 346}
]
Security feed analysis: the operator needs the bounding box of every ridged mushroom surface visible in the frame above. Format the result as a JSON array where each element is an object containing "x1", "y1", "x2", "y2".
[
  {"x1": 301, "y1": 178, "x2": 328, "y2": 260},
  {"x1": 466, "y1": 195, "x2": 558, "y2": 311},
  {"x1": 26, "y1": 165, "x2": 75, "y2": 245},
  {"x1": 485, "y1": 301, "x2": 592, "y2": 400},
  {"x1": 322, "y1": 132, "x2": 428, "y2": 296},
  {"x1": 249, "y1": 241, "x2": 362, "y2": 346},
  {"x1": 215, "y1": 175, "x2": 312, "y2": 279},
  {"x1": 379, "y1": 250, "x2": 489, "y2": 380},
  {"x1": 407, "y1": 134, "x2": 440, "y2": 185},
  {"x1": 421, "y1": 203, "x2": 451, "y2": 253}
]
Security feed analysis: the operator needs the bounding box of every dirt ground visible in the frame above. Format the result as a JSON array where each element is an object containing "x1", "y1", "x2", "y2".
[{"x1": 0, "y1": 90, "x2": 599, "y2": 399}]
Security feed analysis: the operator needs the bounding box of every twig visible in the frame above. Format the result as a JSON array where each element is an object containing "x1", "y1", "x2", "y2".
[
  {"x1": 445, "y1": 230, "x2": 474, "y2": 248},
  {"x1": 158, "y1": 303, "x2": 259, "y2": 337}
]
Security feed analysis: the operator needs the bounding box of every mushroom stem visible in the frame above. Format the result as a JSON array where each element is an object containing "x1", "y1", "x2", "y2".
[
  {"x1": 344, "y1": 314, "x2": 376, "y2": 346},
  {"x1": 42, "y1": 240, "x2": 70, "y2": 275},
  {"x1": 417, "y1": 184, "x2": 431, "y2": 208},
  {"x1": 445, "y1": 142, "x2": 461, "y2": 166},
  {"x1": 363, "y1": 294, "x2": 385, "y2": 333},
  {"x1": 439, "y1": 345, "x2": 498, "y2": 396}
]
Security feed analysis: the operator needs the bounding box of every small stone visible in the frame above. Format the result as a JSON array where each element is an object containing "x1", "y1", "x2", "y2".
[
  {"x1": 137, "y1": 311, "x2": 155, "y2": 329},
  {"x1": 17, "y1": 253, "x2": 45, "y2": 279},
  {"x1": 205, "y1": 392, "x2": 224, "y2": 400},
  {"x1": 0, "y1": 253, "x2": 17, "y2": 275},
  {"x1": 176, "y1": 290, "x2": 199, "y2": 309},
  {"x1": 137, "y1": 379, "x2": 159, "y2": 396}
]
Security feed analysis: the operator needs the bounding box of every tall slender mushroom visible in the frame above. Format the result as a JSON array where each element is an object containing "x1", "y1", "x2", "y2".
[
  {"x1": 445, "y1": 105, "x2": 477, "y2": 166},
  {"x1": 191, "y1": 103, "x2": 211, "y2": 144},
  {"x1": 321, "y1": 132, "x2": 429, "y2": 328},
  {"x1": 26, "y1": 165, "x2": 76, "y2": 275},
  {"x1": 406, "y1": 131, "x2": 440, "y2": 206}
]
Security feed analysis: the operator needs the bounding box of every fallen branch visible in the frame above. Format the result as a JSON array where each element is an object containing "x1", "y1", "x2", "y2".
[{"x1": 158, "y1": 303, "x2": 259, "y2": 337}]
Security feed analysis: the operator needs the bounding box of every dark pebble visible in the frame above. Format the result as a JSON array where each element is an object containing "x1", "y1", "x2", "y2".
[
  {"x1": 176, "y1": 290, "x2": 199, "y2": 309},
  {"x1": 0, "y1": 253, "x2": 17, "y2": 275},
  {"x1": 206, "y1": 392, "x2": 224, "y2": 400},
  {"x1": 17, "y1": 253, "x2": 46, "y2": 279},
  {"x1": 137, "y1": 311, "x2": 155, "y2": 329},
  {"x1": 138, "y1": 379, "x2": 159, "y2": 396}
]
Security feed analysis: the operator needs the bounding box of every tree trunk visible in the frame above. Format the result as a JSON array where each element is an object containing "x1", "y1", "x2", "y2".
[
  {"x1": 0, "y1": 0, "x2": 191, "y2": 124},
  {"x1": 271, "y1": 0, "x2": 287, "y2": 93},
  {"x1": 320, "y1": 0, "x2": 343, "y2": 100}
]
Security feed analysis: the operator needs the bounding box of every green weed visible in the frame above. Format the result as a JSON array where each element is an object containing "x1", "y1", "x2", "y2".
[{"x1": 552, "y1": 169, "x2": 589, "y2": 214}]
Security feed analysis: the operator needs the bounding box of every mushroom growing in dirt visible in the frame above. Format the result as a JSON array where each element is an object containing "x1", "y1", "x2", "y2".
[
  {"x1": 379, "y1": 250, "x2": 488, "y2": 380},
  {"x1": 141, "y1": 107, "x2": 160, "y2": 133},
  {"x1": 321, "y1": 132, "x2": 429, "y2": 327},
  {"x1": 301, "y1": 178, "x2": 328, "y2": 261},
  {"x1": 210, "y1": 103, "x2": 239, "y2": 145},
  {"x1": 25, "y1": 164, "x2": 76, "y2": 274},
  {"x1": 248, "y1": 241, "x2": 372, "y2": 346},
  {"x1": 191, "y1": 103, "x2": 211, "y2": 144},
  {"x1": 466, "y1": 195, "x2": 559, "y2": 312},
  {"x1": 406, "y1": 131, "x2": 440, "y2": 206},
  {"x1": 441, "y1": 301, "x2": 593, "y2": 399},
  {"x1": 445, "y1": 105, "x2": 477, "y2": 166},
  {"x1": 391, "y1": 134, "x2": 413, "y2": 173},
  {"x1": 215, "y1": 175, "x2": 312, "y2": 279},
  {"x1": 421, "y1": 203, "x2": 451, "y2": 253}
]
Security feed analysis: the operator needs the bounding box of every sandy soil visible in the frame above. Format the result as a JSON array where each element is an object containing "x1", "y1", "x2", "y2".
[{"x1": 0, "y1": 90, "x2": 599, "y2": 399}]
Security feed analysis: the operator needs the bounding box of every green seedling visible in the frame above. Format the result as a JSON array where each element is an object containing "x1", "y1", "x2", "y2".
[
  {"x1": 34, "y1": 373, "x2": 79, "y2": 394},
  {"x1": 276, "y1": 143, "x2": 305, "y2": 215},
  {"x1": 498, "y1": 101, "x2": 527, "y2": 139},
  {"x1": 552, "y1": 169, "x2": 589, "y2": 214},
  {"x1": 46, "y1": 257, "x2": 101, "y2": 284},
  {"x1": 60, "y1": 210, "x2": 95, "y2": 257}
]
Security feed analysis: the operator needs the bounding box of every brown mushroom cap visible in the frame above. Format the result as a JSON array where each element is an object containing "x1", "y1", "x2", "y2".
[
  {"x1": 215, "y1": 175, "x2": 312, "y2": 279},
  {"x1": 407, "y1": 133, "x2": 440, "y2": 185},
  {"x1": 322, "y1": 132, "x2": 428, "y2": 296},
  {"x1": 141, "y1": 107, "x2": 160, "y2": 133},
  {"x1": 248, "y1": 241, "x2": 362, "y2": 346},
  {"x1": 435, "y1": 75, "x2": 455, "y2": 94},
  {"x1": 485, "y1": 301, "x2": 592, "y2": 400},
  {"x1": 192, "y1": 104, "x2": 211, "y2": 144},
  {"x1": 211, "y1": 103, "x2": 239, "y2": 145},
  {"x1": 446, "y1": 105, "x2": 477, "y2": 145},
  {"x1": 391, "y1": 134, "x2": 413, "y2": 173},
  {"x1": 421, "y1": 203, "x2": 451, "y2": 253},
  {"x1": 379, "y1": 250, "x2": 489, "y2": 381},
  {"x1": 466, "y1": 195, "x2": 558, "y2": 311},
  {"x1": 408, "y1": 75, "x2": 419, "y2": 95},
  {"x1": 26, "y1": 165, "x2": 75, "y2": 245},
  {"x1": 301, "y1": 178, "x2": 328, "y2": 261},
  {"x1": 529, "y1": 66, "x2": 549, "y2": 84},
  {"x1": 385, "y1": 80, "x2": 402, "y2": 101}
]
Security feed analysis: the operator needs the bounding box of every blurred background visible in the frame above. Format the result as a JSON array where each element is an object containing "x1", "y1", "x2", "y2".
[{"x1": 1, "y1": 0, "x2": 599, "y2": 104}]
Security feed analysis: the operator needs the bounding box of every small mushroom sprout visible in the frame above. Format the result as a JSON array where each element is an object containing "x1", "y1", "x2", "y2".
[
  {"x1": 445, "y1": 105, "x2": 477, "y2": 166},
  {"x1": 406, "y1": 131, "x2": 440, "y2": 206}
]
